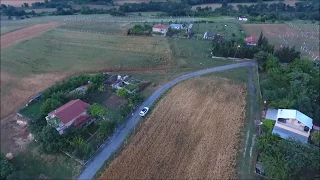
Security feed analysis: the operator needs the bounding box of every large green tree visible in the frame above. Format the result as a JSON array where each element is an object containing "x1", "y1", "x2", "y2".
[
  {"x1": 40, "y1": 98, "x2": 62, "y2": 115},
  {"x1": 0, "y1": 154, "x2": 14, "y2": 180}
]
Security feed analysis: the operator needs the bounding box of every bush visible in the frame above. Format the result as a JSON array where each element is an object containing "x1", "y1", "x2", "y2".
[
  {"x1": 40, "y1": 98, "x2": 62, "y2": 115},
  {"x1": 116, "y1": 88, "x2": 129, "y2": 98},
  {"x1": 261, "y1": 119, "x2": 275, "y2": 133},
  {"x1": 0, "y1": 154, "x2": 14, "y2": 180},
  {"x1": 37, "y1": 125, "x2": 63, "y2": 153},
  {"x1": 87, "y1": 103, "x2": 108, "y2": 118},
  {"x1": 312, "y1": 131, "x2": 320, "y2": 146},
  {"x1": 97, "y1": 120, "x2": 117, "y2": 141}
]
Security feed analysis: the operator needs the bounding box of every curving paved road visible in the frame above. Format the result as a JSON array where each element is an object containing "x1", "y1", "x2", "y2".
[{"x1": 78, "y1": 61, "x2": 256, "y2": 180}]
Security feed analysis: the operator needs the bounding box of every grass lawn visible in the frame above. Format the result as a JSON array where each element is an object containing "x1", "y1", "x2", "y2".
[
  {"x1": 19, "y1": 101, "x2": 44, "y2": 119},
  {"x1": 192, "y1": 22, "x2": 246, "y2": 39},
  {"x1": 1, "y1": 30, "x2": 173, "y2": 76},
  {"x1": 207, "y1": 66, "x2": 249, "y2": 83},
  {"x1": 11, "y1": 143, "x2": 83, "y2": 179}
]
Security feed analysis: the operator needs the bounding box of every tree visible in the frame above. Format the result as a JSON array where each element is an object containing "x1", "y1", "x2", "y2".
[
  {"x1": 0, "y1": 154, "x2": 14, "y2": 180},
  {"x1": 40, "y1": 98, "x2": 62, "y2": 115},
  {"x1": 254, "y1": 51, "x2": 269, "y2": 71},
  {"x1": 116, "y1": 88, "x2": 129, "y2": 98},
  {"x1": 87, "y1": 103, "x2": 108, "y2": 118},
  {"x1": 97, "y1": 120, "x2": 117, "y2": 141},
  {"x1": 260, "y1": 138, "x2": 320, "y2": 179},
  {"x1": 37, "y1": 125, "x2": 63, "y2": 153},
  {"x1": 274, "y1": 46, "x2": 300, "y2": 63},
  {"x1": 257, "y1": 132, "x2": 280, "y2": 152}
]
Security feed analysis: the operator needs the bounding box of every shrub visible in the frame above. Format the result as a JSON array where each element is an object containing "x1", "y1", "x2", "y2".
[
  {"x1": 116, "y1": 88, "x2": 129, "y2": 98},
  {"x1": 261, "y1": 119, "x2": 275, "y2": 133},
  {"x1": 87, "y1": 103, "x2": 108, "y2": 118},
  {"x1": 312, "y1": 131, "x2": 320, "y2": 146},
  {"x1": 40, "y1": 98, "x2": 62, "y2": 115}
]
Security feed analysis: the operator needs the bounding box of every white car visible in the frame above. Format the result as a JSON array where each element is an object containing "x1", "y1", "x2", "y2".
[{"x1": 139, "y1": 107, "x2": 149, "y2": 117}]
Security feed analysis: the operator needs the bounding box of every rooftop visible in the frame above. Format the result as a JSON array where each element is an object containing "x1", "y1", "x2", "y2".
[
  {"x1": 153, "y1": 24, "x2": 169, "y2": 29},
  {"x1": 49, "y1": 99, "x2": 90, "y2": 125}
]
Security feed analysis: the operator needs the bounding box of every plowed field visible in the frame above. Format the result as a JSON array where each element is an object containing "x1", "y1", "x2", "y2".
[
  {"x1": 0, "y1": 23, "x2": 59, "y2": 49},
  {"x1": 100, "y1": 77, "x2": 247, "y2": 179}
]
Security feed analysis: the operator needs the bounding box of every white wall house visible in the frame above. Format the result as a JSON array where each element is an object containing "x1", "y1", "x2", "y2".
[
  {"x1": 265, "y1": 109, "x2": 313, "y2": 143},
  {"x1": 152, "y1": 24, "x2": 169, "y2": 34},
  {"x1": 45, "y1": 99, "x2": 91, "y2": 134}
]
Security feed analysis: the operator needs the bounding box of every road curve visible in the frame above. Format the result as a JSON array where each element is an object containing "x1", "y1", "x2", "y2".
[{"x1": 78, "y1": 61, "x2": 256, "y2": 180}]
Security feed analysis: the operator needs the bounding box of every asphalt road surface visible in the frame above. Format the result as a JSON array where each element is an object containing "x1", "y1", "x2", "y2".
[{"x1": 78, "y1": 61, "x2": 256, "y2": 180}]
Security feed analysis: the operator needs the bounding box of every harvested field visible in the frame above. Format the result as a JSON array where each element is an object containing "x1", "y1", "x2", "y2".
[
  {"x1": 242, "y1": 23, "x2": 319, "y2": 60},
  {"x1": 0, "y1": 23, "x2": 59, "y2": 49},
  {"x1": 0, "y1": 71, "x2": 67, "y2": 119},
  {"x1": 100, "y1": 77, "x2": 247, "y2": 179}
]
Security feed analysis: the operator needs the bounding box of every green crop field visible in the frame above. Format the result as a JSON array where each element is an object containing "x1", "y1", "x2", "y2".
[
  {"x1": 192, "y1": 22, "x2": 246, "y2": 39},
  {"x1": 1, "y1": 30, "x2": 173, "y2": 76}
]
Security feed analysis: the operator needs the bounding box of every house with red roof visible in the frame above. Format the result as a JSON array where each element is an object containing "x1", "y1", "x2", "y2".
[
  {"x1": 245, "y1": 36, "x2": 257, "y2": 46},
  {"x1": 45, "y1": 99, "x2": 91, "y2": 134},
  {"x1": 152, "y1": 24, "x2": 169, "y2": 34}
]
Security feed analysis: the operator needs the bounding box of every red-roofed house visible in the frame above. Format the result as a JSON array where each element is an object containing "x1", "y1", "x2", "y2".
[
  {"x1": 152, "y1": 24, "x2": 169, "y2": 34},
  {"x1": 45, "y1": 99, "x2": 91, "y2": 134},
  {"x1": 245, "y1": 36, "x2": 257, "y2": 46}
]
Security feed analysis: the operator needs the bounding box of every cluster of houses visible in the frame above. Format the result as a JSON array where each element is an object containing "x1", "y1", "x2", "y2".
[{"x1": 152, "y1": 23, "x2": 193, "y2": 37}]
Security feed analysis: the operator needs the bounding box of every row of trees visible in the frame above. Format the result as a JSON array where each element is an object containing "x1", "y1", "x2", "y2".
[
  {"x1": 198, "y1": 1, "x2": 320, "y2": 20},
  {"x1": 127, "y1": 24, "x2": 152, "y2": 35},
  {"x1": 257, "y1": 120, "x2": 320, "y2": 179},
  {"x1": 211, "y1": 31, "x2": 274, "y2": 59},
  {"x1": 256, "y1": 53, "x2": 320, "y2": 126}
]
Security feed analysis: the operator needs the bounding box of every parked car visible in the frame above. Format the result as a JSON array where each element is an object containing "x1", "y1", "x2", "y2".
[{"x1": 139, "y1": 107, "x2": 149, "y2": 117}]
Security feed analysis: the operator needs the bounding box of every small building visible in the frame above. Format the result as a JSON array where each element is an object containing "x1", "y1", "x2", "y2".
[
  {"x1": 152, "y1": 24, "x2": 169, "y2": 34},
  {"x1": 245, "y1": 36, "x2": 257, "y2": 46},
  {"x1": 203, "y1": 32, "x2": 214, "y2": 40},
  {"x1": 265, "y1": 109, "x2": 313, "y2": 143},
  {"x1": 45, "y1": 99, "x2": 91, "y2": 134},
  {"x1": 69, "y1": 82, "x2": 92, "y2": 95},
  {"x1": 238, "y1": 16, "x2": 248, "y2": 21},
  {"x1": 170, "y1": 24, "x2": 184, "y2": 30}
]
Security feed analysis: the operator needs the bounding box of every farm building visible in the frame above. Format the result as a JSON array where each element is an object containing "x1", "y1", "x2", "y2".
[
  {"x1": 203, "y1": 32, "x2": 214, "y2": 40},
  {"x1": 170, "y1": 24, "x2": 184, "y2": 30},
  {"x1": 152, "y1": 24, "x2": 169, "y2": 34},
  {"x1": 265, "y1": 109, "x2": 313, "y2": 143},
  {"x1": 238, "y1": 16, "x2": 248, "y2": 21},
  {"x1": 45, "y1": 99, "x2": 92, "y2": 134},
  {"x1": 245, "y1": 36, "x2": 257, "y2": 46}
]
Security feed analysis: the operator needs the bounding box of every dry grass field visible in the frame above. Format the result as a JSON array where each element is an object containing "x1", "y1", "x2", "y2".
[{"x1": 100, "y1": 77, "x2": 247, "y2": 179}]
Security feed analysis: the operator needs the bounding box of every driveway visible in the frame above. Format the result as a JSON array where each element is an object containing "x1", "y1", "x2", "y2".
[{"x1": 78, "y1": 61, "x2": 256, "y2": 180}]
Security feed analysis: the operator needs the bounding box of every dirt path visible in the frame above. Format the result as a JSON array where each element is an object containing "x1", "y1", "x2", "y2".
[
  {"x1": 0, "y1": 23, "x2": 59, "y2": 49},
  {"x1": 78, "y1": 61, "x2": 256, "y2": 180}
]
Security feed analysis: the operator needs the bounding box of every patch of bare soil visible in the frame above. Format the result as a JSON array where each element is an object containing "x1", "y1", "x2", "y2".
[
  {"x1": 103, "y1": 94, "x2": 127, "y2": 108},
  {"x1": 0, "y1": 23, "x2": 59, "y2": 49},
  {"x1": 100, "y1": 77, "x2": 247, "y2": 179},
  {"x1": 0, "y1": 114, "x2": 30, "y2": 154}
]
